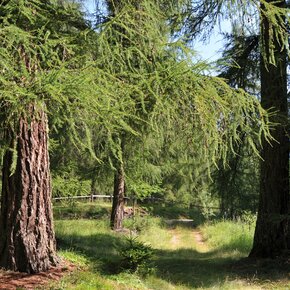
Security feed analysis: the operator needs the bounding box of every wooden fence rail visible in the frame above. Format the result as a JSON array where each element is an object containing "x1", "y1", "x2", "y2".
[
  {"x1": 53, "y1": 194, "x2": 114, "y2": 201},
  {"x1": 52, "y1": 195, "x2": 221, "y2": 210},
  {"x1": 52, "y1": 194, "x2": 163, "y2": 202}
]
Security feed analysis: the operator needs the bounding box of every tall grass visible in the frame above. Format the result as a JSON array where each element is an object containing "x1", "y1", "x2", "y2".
[{"x1": 201, "y1": 219, "x2": 255, "y2": 256}]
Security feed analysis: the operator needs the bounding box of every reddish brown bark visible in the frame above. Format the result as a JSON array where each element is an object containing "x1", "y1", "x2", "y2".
[{"x1": 0, "y1": 106, "x2": 59, "y2": 273}]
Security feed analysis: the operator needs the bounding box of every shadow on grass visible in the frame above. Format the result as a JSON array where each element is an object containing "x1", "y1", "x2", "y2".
[
  {"x1": 154, "y1": 248, "x2": 232, "y2": 288},
  {"x1": 154, "y1": 248, "x2": 289, "y2": 288},
  {"x1": 56, "y1": 232, "x2": 124, "y2": 274},
  {"x1": 56, "y1": 230, "x2": 289, "y2": 289},
  {"x1": 162, "y1": 219, "x2": 197, "y2": 229}
]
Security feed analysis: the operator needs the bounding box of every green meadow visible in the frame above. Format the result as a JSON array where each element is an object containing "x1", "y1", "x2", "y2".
[{"x1": 44, "y1": 201, "x2": 290, "y2": 290}]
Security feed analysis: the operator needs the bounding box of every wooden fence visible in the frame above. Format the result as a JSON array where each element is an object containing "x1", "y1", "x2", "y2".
[
  {"x1": 52, "y1": 194, "x2": 220, "y2": 210},
  {"x1": 52, "y1": 194, "x2": 163, "y2": 202}
]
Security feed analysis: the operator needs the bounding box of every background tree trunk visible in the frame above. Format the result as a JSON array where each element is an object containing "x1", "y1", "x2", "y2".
[
  {"x1": 0, "y1": 106, "x2": 59, "y2": 273},
  {"x1": 90, "y1": 175, "x2": 97, "y2": 202},
  {"x1": 249, "y1": 0, "x2": 289, "y2": 258},
  {"x1": 110, "y1": 163, "x2": 125, "y2": 230}
]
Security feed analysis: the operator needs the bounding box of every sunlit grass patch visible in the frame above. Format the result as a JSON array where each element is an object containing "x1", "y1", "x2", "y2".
[
  {"x1": 48, "y1": 270, "x2": 118, "y2": 290},
  {"x1": 201, "y1": 219, "x2": 254, "y2": 256},
  {"x1": 58, "y1": 250, "x2": 89, "y2": 268}
]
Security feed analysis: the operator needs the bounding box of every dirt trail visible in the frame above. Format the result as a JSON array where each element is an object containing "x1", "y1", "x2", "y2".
[
  {"x1": 169, "y1": 229, "x2": 181, "y2": 249},
  {"x1": 167, "y1": 219, "x2": 208, "y2": 252},
  {"x1": 193, "y1": 230, "x2": 204, "y2": 245},
  {"x1": 192, "y1": 229, "x2": 208, "y2": 252}
]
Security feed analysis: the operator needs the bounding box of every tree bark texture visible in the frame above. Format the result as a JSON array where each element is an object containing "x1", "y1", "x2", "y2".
[
  {"x1": 249, "y1": 0, "x2": 289, "y2": 258},
  {"x1": 0, "y1": 107, "x2": 59, "y2": 273},
  {"x1": 110, "y1": 163, "x2": 125, "y2": 230}
]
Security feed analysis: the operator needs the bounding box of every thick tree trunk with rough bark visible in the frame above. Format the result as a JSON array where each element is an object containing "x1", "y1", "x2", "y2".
[
  {"x1": 249, "y1": 0, "x2": 289, "y2": 258},
  {"x1": 110, "y1": 163, "x2": 125, "y2": 230},
  {"x1": 0, "y1": 107, "x2": 59, "y2": 273}
]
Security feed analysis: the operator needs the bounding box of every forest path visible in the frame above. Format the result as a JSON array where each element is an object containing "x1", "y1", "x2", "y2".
[
  {"x1": 192, "y1": 229, "x2": 209, "y2": 252},
  {"x1": 167, "y1": 220, "x2": 209, "y2": 252}
]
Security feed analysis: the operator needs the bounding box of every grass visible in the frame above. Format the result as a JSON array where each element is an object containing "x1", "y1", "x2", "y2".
[
  {"x1": 48, "y1": 201, "x2": 290, "y2": 290},
  {"x1": 201, "y1": 219, "x2": 254, "y2": 256},
  {"x1": 53, "y1": 201, "x2": 111, "y2": 220},
  {"x1": 142, "y1": 203, "x2": 206, "y2": 225}
]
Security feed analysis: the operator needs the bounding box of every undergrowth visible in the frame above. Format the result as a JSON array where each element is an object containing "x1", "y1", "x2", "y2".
[{"x1": 50, "y1": 202, "x2": 289, "y2": 290}]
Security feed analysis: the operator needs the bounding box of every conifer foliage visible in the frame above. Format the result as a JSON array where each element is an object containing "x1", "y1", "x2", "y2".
[
  {"x1": 97, "y1": 0, "x2": 272, "y2": 230},
  {"x1": 0, "y1": 0, "x2": 283, "y2": 274}
]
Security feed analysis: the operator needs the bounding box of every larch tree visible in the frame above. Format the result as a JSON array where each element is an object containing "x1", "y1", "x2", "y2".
[
  {"x1": 97, "y1": 0, "x2": 172, "y2": 230},
  {"x1": 92, "y1": 0, "x2": 272, "y2": 231},
  {"x1": 217, "y1": 0, "x2": 289, "y2": 257},
  {"x1": 178, "y1": 0, "x2": 289, "y2": 257},
  {"x1": 0, "y1": 0, "x2": 96, "y2": 273},
  {"x1": 249, "y1": 0, "x2": 289, "y2": 257}
]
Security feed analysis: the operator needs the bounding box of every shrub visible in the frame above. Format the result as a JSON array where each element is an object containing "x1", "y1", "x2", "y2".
[{"x1": 118, "y1": 236, "x2": 154, "y2": 274}]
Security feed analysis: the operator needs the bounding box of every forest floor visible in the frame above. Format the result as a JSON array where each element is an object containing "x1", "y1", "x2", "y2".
[
  {"x1": 0, "y1": 262, "x2": 75, "y2": 290},
  {"x1": 0, "y1": 202, "x2": 289, "y2": 289}
]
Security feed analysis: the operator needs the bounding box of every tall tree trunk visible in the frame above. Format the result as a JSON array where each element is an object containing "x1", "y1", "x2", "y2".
[
  {"x1": 110, "y1": 162, "x2": 125, "y2": 230},
  {"x1": 0, "y1": 106, "x2": 59, "y2": 273},
  {"x1": 249, "y1": 0, "x2": 289, "y2": 258}
]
